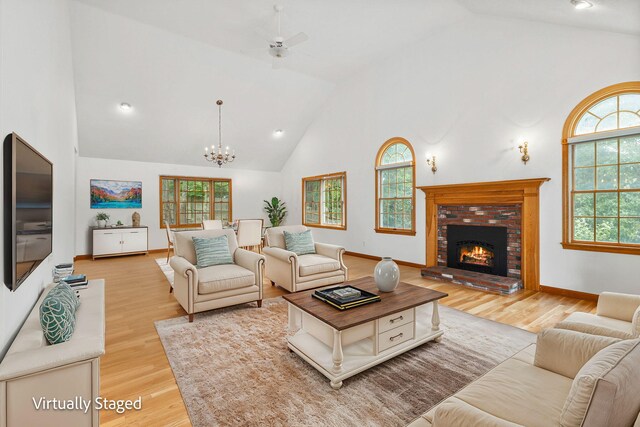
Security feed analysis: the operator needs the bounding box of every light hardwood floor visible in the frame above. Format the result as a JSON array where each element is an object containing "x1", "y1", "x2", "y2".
[{"x1": 75, "y1": 253, "x2": 596, "y2": 426}]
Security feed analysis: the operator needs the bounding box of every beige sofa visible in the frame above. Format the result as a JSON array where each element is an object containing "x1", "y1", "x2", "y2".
[
  {"x1": 0, "y1": 280, "x2": 105, "y2": 426},
  {"x1": 170, "y1": 229, "x2": 265, "y2": 322},
  {"x1": 556, "y1": 291, "x2": 640, "y2": 339},
  {"x1": 408, "y1": 329, "x2": 640, "y2": 427},
  {"x1": 263, "y1": 225, "x2": 347, "y2": 292}
]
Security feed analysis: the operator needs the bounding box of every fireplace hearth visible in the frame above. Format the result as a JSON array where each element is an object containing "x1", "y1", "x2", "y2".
[{"x1": 447, "y1": 225, "x2": 508, "y2": 277}]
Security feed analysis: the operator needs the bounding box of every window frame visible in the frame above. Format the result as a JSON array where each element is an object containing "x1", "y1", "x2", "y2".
[
  {"x1": 374, "y1": 137, "x2": 416, "y2": 236},
  {"x1": 562, "y1": 81, "x2": 640, "y2": 255},
  {"x1": 159, "y1": 175, "x2": 232, "y2": 229},
  {"x1": 301, "y1": 172, "x2": 347, "y2": 230}
]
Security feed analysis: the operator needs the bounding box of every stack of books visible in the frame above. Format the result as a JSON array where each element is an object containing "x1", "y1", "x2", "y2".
[
  {"x1": 62, "y1": 274, "x2": 88, "y2": 290},
  {"x1": 313, "y1": 286, "x2": 381, "y2": 310},
  {"x1": 53, "y1": 263, "x2": 74, "y2": 282}
]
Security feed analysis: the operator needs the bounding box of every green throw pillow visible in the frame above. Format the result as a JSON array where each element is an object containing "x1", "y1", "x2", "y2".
[
  {"x1": 192, "y1": 235, "x2": 233, "y2": 268},
  {"x1": 39, "y1": 283, "x2": 78, "y2": 345},
  {"x1": 283, "y1": 230, "x2": 316, "y2": 255}
]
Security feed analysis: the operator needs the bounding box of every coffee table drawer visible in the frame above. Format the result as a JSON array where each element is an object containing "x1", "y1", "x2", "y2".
[
  {"x1": 378, "y1": 322, "x2": 414, "y2": 352},
  {"x1": 377, "y1": 308, "x2": 414, "y2": 333}
]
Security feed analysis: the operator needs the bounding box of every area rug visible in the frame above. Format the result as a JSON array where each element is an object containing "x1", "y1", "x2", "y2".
[
  {"x1": 155, "y1": 258, "x2": 174, "y2": 286},
  {"x1": 155, "y1": 299, "x2": 535, "y2": 427}
]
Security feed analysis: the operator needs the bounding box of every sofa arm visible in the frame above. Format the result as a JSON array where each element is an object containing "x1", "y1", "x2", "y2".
[
  {"x1": 534, "y1": 329, "x2": 619, "y2": 379},
  {"x1": 433, "y1": 400, "x2": 523, "y2": 427},
  {"x1": 234, "y1": 248, "x2": 265, "y2": 275},
  {"x1": 263, "y1": 246, "x2": 298, "y2": 264},
  {"x1": 597, "y1": 292, "x2": 640, "y2": 322},
  {"x1": 315, "y1": 242, "x2": 345, "y2": 261},
  {"x1": 170, "y1": 256, "x2": 198, "y2": 285}
]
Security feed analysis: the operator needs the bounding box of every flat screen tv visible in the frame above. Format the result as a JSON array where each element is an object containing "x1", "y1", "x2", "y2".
[{"x1": 3, "y1": 133, "x2": 53, "y2": 291}]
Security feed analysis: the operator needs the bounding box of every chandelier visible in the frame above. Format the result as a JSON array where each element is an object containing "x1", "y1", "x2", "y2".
[{"x1": 204, "y1": 100, "x2": 236, "y2": 167}]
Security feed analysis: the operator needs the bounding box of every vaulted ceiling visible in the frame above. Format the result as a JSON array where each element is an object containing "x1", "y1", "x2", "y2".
[{"x1": 71, "y1": 0, "x2": 640, "y2": 171}]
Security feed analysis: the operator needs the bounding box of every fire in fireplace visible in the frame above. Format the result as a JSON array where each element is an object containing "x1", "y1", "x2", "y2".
[
  {"x1": 459, "y1": 244, "x2": 495, "y2": 267},
  {"x1": 446, "y1": 225, "x2": 508, "y2": 277}
]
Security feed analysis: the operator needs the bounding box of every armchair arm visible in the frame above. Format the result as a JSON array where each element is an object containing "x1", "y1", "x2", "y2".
[
  {"x1": 534, "y1": 329, "x2": 619, "y2": 378},
  {"x1": 314, "y1": 242, "x2": 345, "y2": 261},
  {"x1": 170, "y1": 256, "x2": 198, "y2": 285},
  {"x1": 597, "y1": 292, "x2": 640, "y2": 322},
  {"x1": 433, "y1": 399, "x2": 523, "y2": 427},
  {"x1": 234, "y1": 248, "x2": 265, "y2": 274},
  {"x1": 263, "y1": 246, "x2": 298, "y2": 264}
]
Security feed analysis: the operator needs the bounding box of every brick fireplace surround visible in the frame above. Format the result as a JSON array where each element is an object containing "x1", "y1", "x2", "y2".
[
  {"x1": 418, "y1": 178, "x2": 550, "y2": 291},
  {"x1": 437, "y1": 205, "x2": 522, "y2": 279}
]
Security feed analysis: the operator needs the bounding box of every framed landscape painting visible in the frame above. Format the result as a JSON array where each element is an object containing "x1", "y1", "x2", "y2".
[{"x1": 90, "y1": 179, "x2": 142, "y2": 209}]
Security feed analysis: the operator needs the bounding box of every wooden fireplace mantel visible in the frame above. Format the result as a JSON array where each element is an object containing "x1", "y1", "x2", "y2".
[{"x1": 418, "y1": 178, "x2": 550, "y2": 291}]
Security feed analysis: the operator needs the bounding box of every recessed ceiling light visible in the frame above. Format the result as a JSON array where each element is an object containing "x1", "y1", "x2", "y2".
[
  {"x1": 273, "y1": 129, "x2": 284, "y2": 137},
  {"x1": 119, "y1": 102, "x2": 132, "y2": 112},
  {"x1": 571, "y1": 0, "x2": 593, "y2": 9}
]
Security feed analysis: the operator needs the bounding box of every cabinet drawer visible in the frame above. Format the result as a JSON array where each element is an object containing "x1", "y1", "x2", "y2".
[
  {"x1": 378, "y1": 322, "x2": 414, "y2": 353},
  {"x1": 377, "y1": 308, "x2": 414, "y2": 333}
]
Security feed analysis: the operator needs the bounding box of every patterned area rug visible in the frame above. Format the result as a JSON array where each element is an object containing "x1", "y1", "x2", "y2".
[
  {"x1": 155, "y1": 258, "x2": 174, "y2": 286},
  {"x1": 155, "y1": 298, "x2": 535, "y2": 427}
]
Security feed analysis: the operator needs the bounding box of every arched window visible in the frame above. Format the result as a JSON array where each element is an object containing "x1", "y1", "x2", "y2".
[
  {"x1": 375, "y1": 137, "x2": 416, "y2": 235},
  {"x1": 562, "y1": 82, "x2": 640, "y2": 254}
]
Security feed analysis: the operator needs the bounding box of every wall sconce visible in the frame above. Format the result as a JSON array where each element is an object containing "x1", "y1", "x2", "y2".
[
  {"x1": 426, "y1": 155, "x2": 437, "y2": 174},
  {"x1": 518, "y1": 142, "x2": 530, "y2": 164}
]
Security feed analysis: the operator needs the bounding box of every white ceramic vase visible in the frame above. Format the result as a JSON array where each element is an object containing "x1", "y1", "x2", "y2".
[
  {"x1": 97, "y1": 220, "x2": 106, "y2": 228},
  {"x1": 374, "y1": 257, "x2": 400, "y2": 292}
]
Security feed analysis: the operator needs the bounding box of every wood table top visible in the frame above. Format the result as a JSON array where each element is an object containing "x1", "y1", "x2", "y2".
[{"x1": 282, "y1": 277, "x2": 448, "y2": 331}]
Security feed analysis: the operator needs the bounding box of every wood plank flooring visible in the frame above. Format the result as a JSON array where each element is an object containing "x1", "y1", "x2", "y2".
[{"x1": 75, "y1": 253, "x2": 596, "y2": 426}]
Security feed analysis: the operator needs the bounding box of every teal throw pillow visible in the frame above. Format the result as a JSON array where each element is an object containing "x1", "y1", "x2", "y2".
[
  {"x1": 192, "y1": 235, "x2": 233, "y2": 268},
  {"x1": 40, "y1": 283, "x2": 79, "y2": 345},
  {"x1": 283, "y1": 230, "x2": 316, "y2": 255}
]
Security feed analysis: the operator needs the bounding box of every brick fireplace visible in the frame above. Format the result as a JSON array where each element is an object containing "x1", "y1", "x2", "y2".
[
  {"x1": 438, "y1": 205, "x2": 521, "y2": 279},
  {"x1": 417, "y1": 178, "x2": 550, "y2": 291}
]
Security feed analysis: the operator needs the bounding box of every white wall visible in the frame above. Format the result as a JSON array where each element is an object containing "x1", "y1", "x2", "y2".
[
  {"x1": 75, "y1": 157, "x2": 282, "y2": 255},
  {"x1": 281, "y1": 14, "x2": 640, "y2": 294},
  {"x1": 0, "y1": 0, "x2": 78, "y2": 358}
]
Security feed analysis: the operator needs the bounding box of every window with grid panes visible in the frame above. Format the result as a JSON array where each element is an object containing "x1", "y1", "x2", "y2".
[
  {"x1": 564, "y1": 84, "x2": 640, "y2": 254},
  {"x1": 302, "y1": 172, "x2": 346, "y2": 230},
  {"x1": 375, "y1": 138, "x2": 416, "y2": 235},
  {"x1": 160, "y1": 176, "x2": 232, "y2": 228}
]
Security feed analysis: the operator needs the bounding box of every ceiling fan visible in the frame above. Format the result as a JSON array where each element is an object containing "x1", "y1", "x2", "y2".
[{"x1": 265, "y1": 5, "x2": 308, "y2": 69}]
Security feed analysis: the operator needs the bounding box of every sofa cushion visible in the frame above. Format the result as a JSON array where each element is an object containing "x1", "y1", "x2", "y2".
[
  {"x1": 198, "y1": 264, "x2": 255, "y2": 295},
  {"x1": 265, "y1": 225, "x2": 308, "y2": 249},
  {"x1": 193, "y1": 235, "x2": 233, "y2": 267},
  {"x1": 557, "y1": 311, "x2": 634, "y2": 339},
  {"x1": 597, "y1": 292, "x2": 640, "y2": 322},
  {"x1": 454, "y1": 357, "x2": 572, "y2": 427},
  {"x1": 298, "y1": 254, "x2": 340, "y2": 277},
  {"x1": 534, "y1": 329, "x2": 619, "y2": 379},
  {"x1": 561, "y1": 338, "x2": 640, "y2": 427},
  {"x1": 39, "y1": 283, "x2": 78, "y2": 345},
  {"x1": 284, "y1": 230, "x2": 316, "y2": 255},
  {"x1": 174, "y1": 229, "x2": 238, "y2": 265}
]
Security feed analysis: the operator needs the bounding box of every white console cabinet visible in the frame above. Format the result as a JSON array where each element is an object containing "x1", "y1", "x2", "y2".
[{"x1": 92, "y1": 226, "x2": 148, "y2": 259}]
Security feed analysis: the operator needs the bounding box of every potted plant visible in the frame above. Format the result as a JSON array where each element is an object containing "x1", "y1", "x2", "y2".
[
  {"x1": 263, "y1": 197, "x2": 287, "y2": 227},
  {"x1": 96, "y1": 212, "x2": 109, "y2": 228}
]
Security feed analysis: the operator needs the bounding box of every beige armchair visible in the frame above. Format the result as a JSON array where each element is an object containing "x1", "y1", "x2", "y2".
[
  {"x1": 169, "y1": 229, "x2": 265, "y2": 322},
  {"x1": 263, "y1": 225, "x2": 347, "y2": 292},
  {"x1": 556, "y1": 291, "x2": 640, "y2": 339}
]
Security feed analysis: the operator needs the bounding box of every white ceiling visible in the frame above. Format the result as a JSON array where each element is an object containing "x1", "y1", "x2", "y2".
[
  {"x1": 457, "y1": 0, "x2": 640, "y2": 36},
  {"x1": 70, "y1": 0, "x2": 640, "y2": 171}
]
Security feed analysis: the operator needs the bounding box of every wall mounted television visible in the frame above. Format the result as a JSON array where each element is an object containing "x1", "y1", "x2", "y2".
[{"x1": 3, "y1": 133, "x2": 53, "y2": 291}]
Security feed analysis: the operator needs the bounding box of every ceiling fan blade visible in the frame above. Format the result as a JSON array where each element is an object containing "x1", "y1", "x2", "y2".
[
  {"x1": 284, "y1": 32, "x2": 308, "y2": 47},
  {"x1": 272, "y1": 57, "x2": 284, "y2": 70}
]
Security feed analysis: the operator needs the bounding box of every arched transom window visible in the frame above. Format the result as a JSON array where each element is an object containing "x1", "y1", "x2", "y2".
[
  {"x1": 562, "y1": 82, "x2": 640, "y2": 254},
  {"x1": 375, "y1": 138, "x2": 416, "y2": 235}
]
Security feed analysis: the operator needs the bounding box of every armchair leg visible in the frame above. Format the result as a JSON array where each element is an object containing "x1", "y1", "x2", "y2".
[
  {"x1": 188, "y1": 314, "x2": 194, "y2": 323},
  {"x1": 270, "y1": 280, "x2": 275, "y2": 286},
  {"x1": 257, "y1": 300, "x2": 262, "y2": 308},
  {"x1": 169, "y1": 285, "x2": 173, "y2": 294}
]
